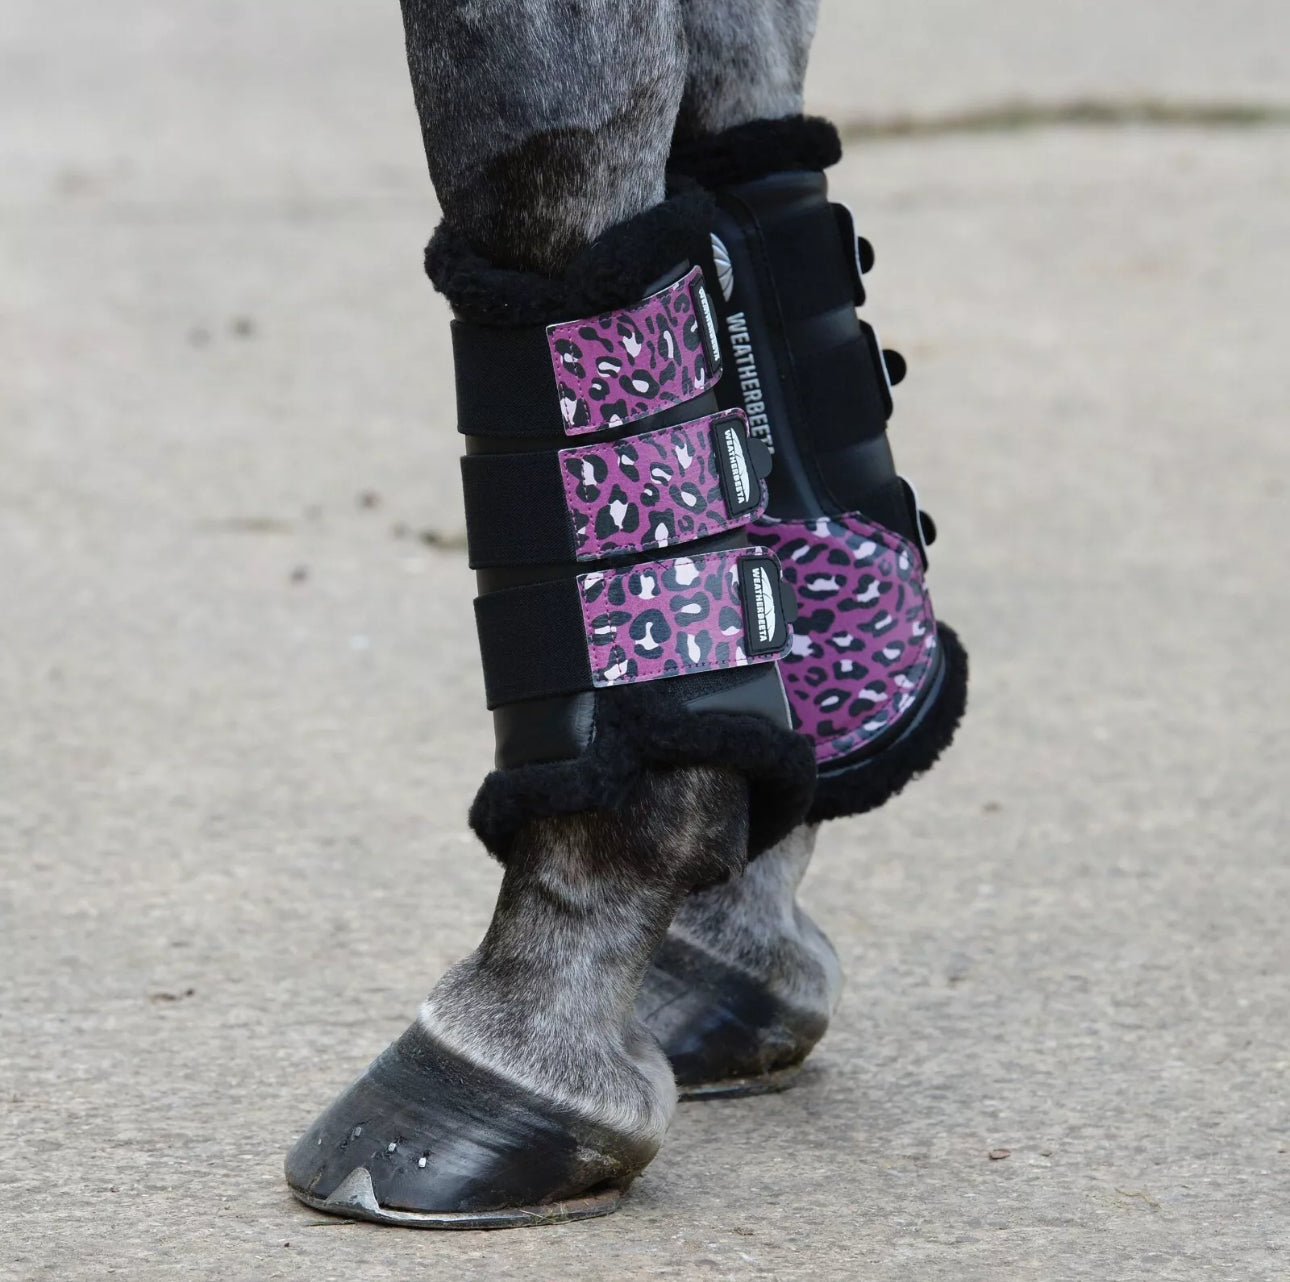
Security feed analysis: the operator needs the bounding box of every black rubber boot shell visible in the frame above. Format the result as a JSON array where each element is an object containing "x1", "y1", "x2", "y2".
[{"x1": 670, "y1": 117, "x2": 970, "y2": 826}]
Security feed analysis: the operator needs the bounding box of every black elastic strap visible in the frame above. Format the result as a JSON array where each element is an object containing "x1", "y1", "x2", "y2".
[
  {"x1": 461, "y1": 452, "x2": 573, "y2": 568},
  {"x1": 473, "y1": 580, "x2": 591, "y2": 709},
  {"x1": 451, "y1": 322, "x2": 566, "y2": 440}
]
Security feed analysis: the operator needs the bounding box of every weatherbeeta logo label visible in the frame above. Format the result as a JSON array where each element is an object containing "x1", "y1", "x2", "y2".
[
  {"x1": 738, "y1": 555, "x2": 789, "y2": 656},
  {"x1": 692, "y1": 280, "x2": 722, "y2": 379},
  {"x1": 749, "y1": 564, "x2": 776, "y2": 644},
  {"x1": 723, "y1": 311, "x2": 774, "y2": 454},
  {"x1": 712, "y1": 413, "x2": 759, "y2": 517}
]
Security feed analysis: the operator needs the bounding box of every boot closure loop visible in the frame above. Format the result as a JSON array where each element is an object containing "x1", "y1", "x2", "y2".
[
  {"x1": 474, "y1": 539, "x2": 794, "y2": 708},
  {"x1": 462, "y1": 408, "x2": 770, "y2": 569}
]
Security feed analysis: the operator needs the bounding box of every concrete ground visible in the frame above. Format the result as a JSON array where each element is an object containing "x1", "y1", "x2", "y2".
[{"x1": 2, "y1": 2, "x2": 1288, "y2": 1278}]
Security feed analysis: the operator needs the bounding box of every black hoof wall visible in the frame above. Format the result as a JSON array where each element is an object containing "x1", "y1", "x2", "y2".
[
  {"x1": 285, "y1": 1024, "x2": 649, "y2": 1230},
  {"x1": 289, "y1": 1168, "x2": 623, "y2": 1230},
  {"x1": 637, "y1": 936, "x2": 829, "y2": 1098}
]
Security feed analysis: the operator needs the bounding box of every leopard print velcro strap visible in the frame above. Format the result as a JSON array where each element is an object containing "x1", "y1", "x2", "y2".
[
  {"x1": 548, "y1": 267, "x2": 723, "y2": 435},
  {"x1": 578, "y1": 547, "x2": 793, "y2": 690},
  {"x1": 752, "y1": 512, "x2": 940, "y2": 763},
  {"x1": 560, "y1": 410, "x2": 769, "y2": 562},
  {"x1": 473, "y1": 547, "x2": 795, "y2": 707}
]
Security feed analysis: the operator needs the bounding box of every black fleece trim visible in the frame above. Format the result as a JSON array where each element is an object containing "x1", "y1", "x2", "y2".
[
  {"x1": 808, "y1": 622, "x2": 969, "y2": 824},
  {"x1": 425, "y1": 187, "x2": 716, "y2": 329},
  {"x1": 668, "y1": 116, "x2": 843, "y2": 189},
  {"x1": 470, "y1": 687, "x2": 816, "y2": 866}
]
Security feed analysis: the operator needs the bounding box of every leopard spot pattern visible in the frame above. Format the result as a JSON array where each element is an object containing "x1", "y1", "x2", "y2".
[
  {"x1": 578, "y1": 549, "x2": 778, "y2": 688},
  {"x1": 752, "y1": 513, "x2": 939, "y2": 764},
  {"x1": 548, "y1": 268, "x2": 718, "y2": 435},
  {"x1": 560, "y1": 413, "x2": 766, "y2": 560}
]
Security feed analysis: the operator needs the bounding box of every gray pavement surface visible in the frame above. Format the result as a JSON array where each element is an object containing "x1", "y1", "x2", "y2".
[{"x1": 2, "y1": 2, "x2": 1289, "y2": 1278}]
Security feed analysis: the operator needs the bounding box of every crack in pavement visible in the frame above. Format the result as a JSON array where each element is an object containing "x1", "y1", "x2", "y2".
[{"x1": 837, "y1": 96, "x2": 1290, "y2": 140}]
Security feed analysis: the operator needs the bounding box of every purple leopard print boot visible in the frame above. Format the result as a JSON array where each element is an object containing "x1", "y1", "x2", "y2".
[{"x1": 635, "y1": 118, "x2": 968, "y2": 1097}]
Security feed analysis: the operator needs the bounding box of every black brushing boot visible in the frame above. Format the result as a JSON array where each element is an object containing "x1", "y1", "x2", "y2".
[
  {"x1": 636, "y1": 119, "x2": 969, "y2": 1097},
  {"x1": 285, "y1": 193, "x2": 816, "y2": 1227}
]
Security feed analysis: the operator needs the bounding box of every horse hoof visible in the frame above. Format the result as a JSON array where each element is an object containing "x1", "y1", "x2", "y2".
[
  {"x1": 637, "y1": 935, "x2": 830, "y2": 1098},
  {"x1": 285, "y1": 1025, "x2": 653, "y2": 1230}
]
